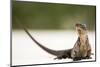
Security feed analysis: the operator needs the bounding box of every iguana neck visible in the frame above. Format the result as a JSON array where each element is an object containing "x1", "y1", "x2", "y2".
[{"x1": 79, "y1": 34, "x2": 88, "y2": 45}]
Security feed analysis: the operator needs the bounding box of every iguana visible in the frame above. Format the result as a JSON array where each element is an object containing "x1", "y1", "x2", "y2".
[{"x1": 20, "y1": 23, "x2": 92, "y2": 61}]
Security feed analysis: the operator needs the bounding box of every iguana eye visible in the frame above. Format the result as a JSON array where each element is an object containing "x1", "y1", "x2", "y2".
[{"x1": 78, "y1": 24, "x2": 87, "y2": 30}]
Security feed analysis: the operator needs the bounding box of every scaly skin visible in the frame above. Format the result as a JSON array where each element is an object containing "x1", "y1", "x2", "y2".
[{"x1": 20, "y1": 23, "x2": 92, "y2": 61}]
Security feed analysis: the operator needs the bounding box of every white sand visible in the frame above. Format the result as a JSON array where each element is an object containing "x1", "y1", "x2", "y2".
[{"x1": 12, "y1": 30, "x2": 95, "y2": 65}]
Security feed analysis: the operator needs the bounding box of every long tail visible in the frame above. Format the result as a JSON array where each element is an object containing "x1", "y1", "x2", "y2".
[
  {"x1": 23, "y1": 27, "x2": 62, "y2": 56},
  {"x1": 15, "y1": 17, "x2": 71, "y2": 56},
  {"x1": 15, "y1": 18, "x2": 62, "y2": 56}
]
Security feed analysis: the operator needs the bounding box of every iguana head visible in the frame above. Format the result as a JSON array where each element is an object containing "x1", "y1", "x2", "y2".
[{"x1": 75, "y1": 23, "x2": 87, "y2": 35}]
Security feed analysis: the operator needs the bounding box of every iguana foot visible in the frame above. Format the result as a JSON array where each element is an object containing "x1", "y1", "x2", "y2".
[
  {"x1": 82, "y1": 56, "x2": 92, "y2": 59},
  {"x1": 54, "y1": 55, "x2": 68, "y2": 60},
  {"x1": 73, "y1": 57, "x2": 82, "y2": 61}
]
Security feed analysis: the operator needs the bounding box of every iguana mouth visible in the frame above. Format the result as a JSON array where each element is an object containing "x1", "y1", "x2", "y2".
[
  {"x1": 75, "y1": 23, "x2": 87, "y2": 35},
  {"x1": 77, "y1": 29, "x2": 81, "y2": 34}
]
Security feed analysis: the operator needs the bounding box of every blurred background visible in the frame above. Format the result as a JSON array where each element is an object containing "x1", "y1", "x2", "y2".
[
  {"x1": 12, "y1": 0, "x2": 96, "y2": 66},
  {"x1": 12, "y1": 1, "x2": 96, "y2": 30}
]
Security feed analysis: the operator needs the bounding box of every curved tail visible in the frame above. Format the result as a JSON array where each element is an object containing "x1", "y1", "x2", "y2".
[
  {"x1": 15, "y1": 17, "x2": 71, "y2": 57},
  {"x1": 23, "y1": 27, "x2": 63, "y2": 56},
  {"x1": 15, "y1": 17, "x2": 62, "y2": 56}
]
